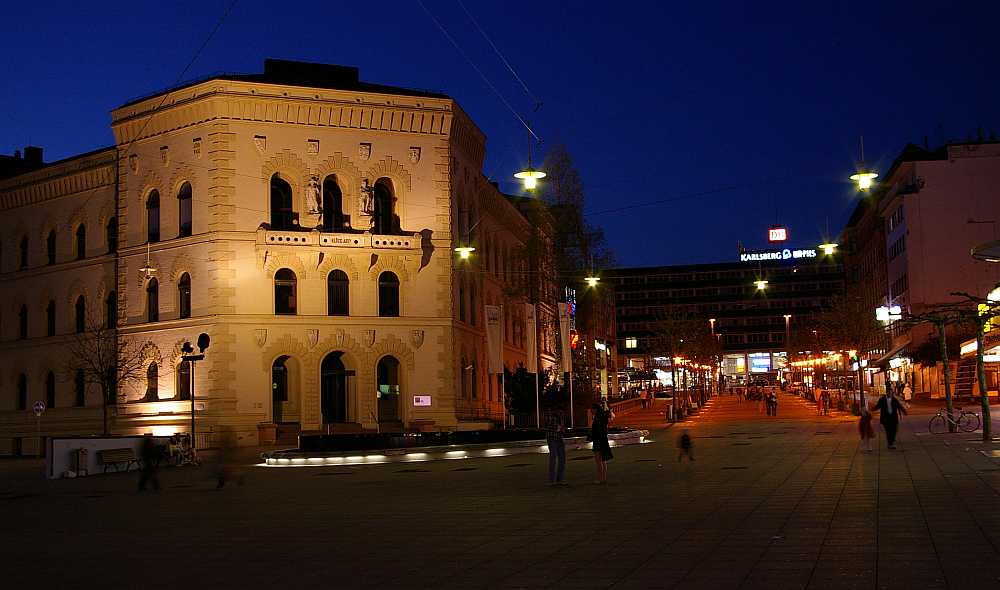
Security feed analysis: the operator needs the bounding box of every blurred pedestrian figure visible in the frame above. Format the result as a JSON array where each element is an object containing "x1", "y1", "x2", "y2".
[
  {"x1": 138, "y1": 435, "x2": 161, "y2": 492},
  {"x1": 902, "y1": 381, "x2": 913, "y2": 402},
  {"x1": 859, "y1": 402, "x2": 875, "y2": 452},
  {"x1": 815, "y1": 385, "x2": 823, "y2": 415},
  {"x1": 874, "y1": 389, "x2": 907, "y2": 449},
  {"x1": 213, "y1": 430, "x2": 244, "y2": 489},
  {"x1": 767, "y1": 391, "x2": 778, "y2": 416},
  {"x1": 590, "y1": 402, "x2": 613, "y2": 484},
  {"x1": 640, "y1": 388, "x2": 649, "y2": 410},
  {"x1": 544, "y1": 406, "x2": 567, "y2": 486},
  {"x1": 677, "y1": 430, "x2": 694, "y2": 462}
]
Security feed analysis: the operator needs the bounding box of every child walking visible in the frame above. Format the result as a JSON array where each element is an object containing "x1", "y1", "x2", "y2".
[
  {"x1": 677, "y1": 430, "x2": 694, "y2": 462},
  {"x1": 859, "y1": 403, "x2": 875, "y2": 452}
]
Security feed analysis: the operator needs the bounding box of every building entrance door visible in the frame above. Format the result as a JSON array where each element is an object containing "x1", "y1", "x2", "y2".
[
  {"x1": 321, "y1": 352, "x2": 351, "y2": 424},
  {"x1": 377, "y1": 356, "x2": 400, "y2": 423},
  {"x1": 272, "y1": 356, "x2": 289, "y2": 423}
]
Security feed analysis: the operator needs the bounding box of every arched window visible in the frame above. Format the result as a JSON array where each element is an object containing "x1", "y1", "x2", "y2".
[
  {"x1": 18, "y1": 304, "x2": 27, "y2": 340},
  {"x1": 46, "y1": 371, "x2": 56, "y2": 409},
  {"x1": 470, "y1": 360, "x2": 478, "y2": 399},
  {"x1": 378, "y1": 271, "x2": 400, "y2": 317},
  {"x1": 176, "y1": 360, "x2": 191, "y2": 400},
  {"x1": 327, "y1": 269, "x2": 349, "y2": 316},
  {"x1": 146, "y1": 190, "x2": 160, "y2": 243},
  {"x1": 145, "y1": 363, "x2": 158, "y2": 401},
  {"x1": 458, "y1": 279, "x2": 466, "y2": 322},
  {"x1": 274, "y1": 269, "x2": 297, "y2": 315},
  {"x1": 178, "y1": 182, "x2": 192, "y2": 237},
  {"x1": 19, "y1": 236, "x2": 28, "y2": 269},
  {"x1": 46, "y1": 231, "x2": 56, "y2": 265},
  {"x1": 106, "y1": 217, "x2": 118, "y2": 253},
  {"x1": 372, "y1": 178, "x2": 396, "y2": 235},
  {"x1": 146, "y1": 278, "x2": 159, "y2": 323},
  {"x1": 75, "y1": 224, "x2": 86, "y2": 260},
  {"x1": 75, "y1": 296, "x2": 86, "y2": 333},
  {"x1": 178, "y1": 273, "x2": 191, "y2": 319},
  {"x1": 105, "y1": 291, "x2": 117, "y2": 328},
  {"x1": 270, "y1": 174, "x2": 294, "y2": 230},
  {"x1": 469, "y1": 283, "x2": 477, "y2": 327},
  {"x1": 461, "y1": 356, "x2": 469, "y2": 398},
  {"x1": 46, "y1": 300, "x2": 56, "y2": 336},
  {"x1": 75, "y1": 369, "x2": 86, "y2": 407},
  {"x1": 322, "y1": 175, "x2": 346, "y2": 231},
  {"x1": 17, "y1": 374, "x2": 27, "y2": 410}
]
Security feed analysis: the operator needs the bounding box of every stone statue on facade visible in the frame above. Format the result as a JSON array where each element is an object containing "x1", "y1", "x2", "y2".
[{"x1": 306, "y1": 175, "x2": 321, "y2": 214}]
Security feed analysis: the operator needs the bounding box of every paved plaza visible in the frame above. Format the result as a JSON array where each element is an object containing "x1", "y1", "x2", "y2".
[{"x1": 4, "y1": 394, "x2": 1000, "y2": 589}]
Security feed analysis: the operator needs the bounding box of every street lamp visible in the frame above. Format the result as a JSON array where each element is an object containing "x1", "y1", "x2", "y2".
[
  {"x1": 708, "y1": 318, "x2": 716, "y2": 336},
  {"x1": 454, "y1": 246, "x2": 475, "y2": 259},
  {"x1": 754, "y1": 279, "x2": 768, "y2": 291},
  {"x1": 850, "y1": 136, "x2": 878, "y2": 191},
  {"x1": 584, "y1": 275, "x2": 600, "y2": 288},
  {"x1": 181, "y1": 333, "x2": 210, "y2": 453},
  {"x1": 783, "y1": 314, "x2": 791, "y2": 346},
  {"x1": 514, "y1": 126, "x2": 546, "y2": 191},
  {"x1": 819, "y1": 242, "x2": 838, "y2": 255}
]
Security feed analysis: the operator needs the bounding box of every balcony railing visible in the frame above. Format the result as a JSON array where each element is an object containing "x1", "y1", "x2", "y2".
[{"x1": 258, "y1": 229, "x2": 420, "y2": 250}]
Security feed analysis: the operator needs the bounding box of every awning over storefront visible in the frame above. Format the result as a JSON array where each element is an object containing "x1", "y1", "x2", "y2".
[{"x1": 873, "y1": 340, "x2": 911, "y2": 369}]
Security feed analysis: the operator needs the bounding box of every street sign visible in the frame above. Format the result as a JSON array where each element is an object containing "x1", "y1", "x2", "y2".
[{"x1": 32, "y1": 400, "x2": 45, "y2": 416}]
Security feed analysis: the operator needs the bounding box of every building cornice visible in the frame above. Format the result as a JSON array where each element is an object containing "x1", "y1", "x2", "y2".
[
  {"x1": 111, "y1": 80, "x2": 459, "y2": 145},
  {"x1": 0, "y1": 149, "x2": 116, "y2": 210}
]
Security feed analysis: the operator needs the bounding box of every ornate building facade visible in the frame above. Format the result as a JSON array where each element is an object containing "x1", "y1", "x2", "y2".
[{"x1": 0, "y1": 60, "x2": 557, "y2": 452}]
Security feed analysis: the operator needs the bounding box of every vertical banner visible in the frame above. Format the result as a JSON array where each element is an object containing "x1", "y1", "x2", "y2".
[
  {"x1": 485, "y1": 305, "x2": 503, "y2": 374},
  {"x1": 525, "y1": 303, "x2": 538, "y2": 374},
  {"x1": 558, "y1": 303, "x2": 572, "y2": 373}
]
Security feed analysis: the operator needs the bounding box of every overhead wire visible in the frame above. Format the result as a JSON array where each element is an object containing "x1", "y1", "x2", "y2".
[{"x1": 415, "y1": 0, "x2": 539, "y2": 142}]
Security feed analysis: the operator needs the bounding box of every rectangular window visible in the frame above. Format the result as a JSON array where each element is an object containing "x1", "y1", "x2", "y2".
[{"x1": 625, "y1": 337, "x2": 638, "y2": 349}]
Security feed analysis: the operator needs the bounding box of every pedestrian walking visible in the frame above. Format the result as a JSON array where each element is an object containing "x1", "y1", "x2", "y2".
[
  {"x1": 590, "y1": 402, "x2": 613, "y2": 484},
  {"x1": 815, "y1": 386, "x2": 823, "y2": 415},
  {"x1": 640, "y1": 388, "x2": 649, "y2": 410},
  {"x1": 213, "y1": 430, "x2": 244, "y2": 489},
  {"x1": 859, "y1": 402, "x2": 875, "y2": 452},
  {"x1": 677, "y1": 430, "x2": 694, "y2": 462},
  {"x1": 137, "y1": 435, "x2": 162, "y2": 492},
  {"x1": 768, "y1": 391, "x2": 778, "y2": 416},
  {"x1": 544, "y1": 406, "x2": 567, "y2": 486},
  {"x1": 873, "y1": 389, "x2": 908, "y2": 449}
]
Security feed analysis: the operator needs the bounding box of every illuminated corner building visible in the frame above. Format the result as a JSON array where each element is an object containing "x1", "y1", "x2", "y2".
[
  {"x1": 608, "y1": 252, "x2": 843, "y2": 388},
  {"x1": 842, "y1": 139, "x2": 1000, "y2": 396},
  {"x1": 0, "y1": 59, "x2": 557, "y2": 453}
]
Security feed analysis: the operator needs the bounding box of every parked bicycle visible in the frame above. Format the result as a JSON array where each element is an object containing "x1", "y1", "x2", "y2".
[{"x1": 927, "y1": 407, "x2": 981, "y2": 433}]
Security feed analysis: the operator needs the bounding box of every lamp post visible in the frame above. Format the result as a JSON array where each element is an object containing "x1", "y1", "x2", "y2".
[
  {"x1": 783, "y1": 314, "x2": 791, "y2": 349},
  {"x1": 181, "y1": 333, "x2": 210, "y2": 452}
]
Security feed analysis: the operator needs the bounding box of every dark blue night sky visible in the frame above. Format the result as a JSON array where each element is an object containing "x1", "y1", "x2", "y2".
[{"x1": 2, "y1": 0, "x2": 997, "y2": 266}]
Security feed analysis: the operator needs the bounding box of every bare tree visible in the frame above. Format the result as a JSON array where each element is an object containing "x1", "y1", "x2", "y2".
[
  {"x1": 814, "y1": 294, "x2": 887, "y2": 409},
  {"x1": 652, "y1": 305, "x2": 700, "y2": 416},
  {"x1": 65, "y1": 312, "x2": 151, "y2": 436}
]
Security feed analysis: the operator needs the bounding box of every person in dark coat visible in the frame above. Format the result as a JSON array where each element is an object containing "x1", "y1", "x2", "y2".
[
  {"x1": 543, "y1": 406, "x2": 568, "y2": 485},
  {"x1": 873, "y1": 389, "x2": 908, "y2": 449},
  {"x1": 590, "y1": 403, "x2": 613, "y2": 484},
  {"x1": 138, "y1": 435, "x2": 161, "y2": 492}
]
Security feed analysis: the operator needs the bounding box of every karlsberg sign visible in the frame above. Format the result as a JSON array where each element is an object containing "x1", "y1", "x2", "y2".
[{"x1": 740, "y1": 248, "x2": 817, "y2": 263}]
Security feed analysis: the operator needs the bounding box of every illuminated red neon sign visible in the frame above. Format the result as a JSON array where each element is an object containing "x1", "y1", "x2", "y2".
[{"x1": 768, "y1": 227, "x2": 788, "y2": 242}]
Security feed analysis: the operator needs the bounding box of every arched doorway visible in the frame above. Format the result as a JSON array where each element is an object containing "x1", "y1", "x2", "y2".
[
  {"x1": 321, "y1": 352, "x2": 352, "y2": 424},
  {"x1": 272, "y1": 355, "x2": 290, "y2": 423},
  {"x1": 376, "y1": 355, "x2": 401, "y2": 423}
]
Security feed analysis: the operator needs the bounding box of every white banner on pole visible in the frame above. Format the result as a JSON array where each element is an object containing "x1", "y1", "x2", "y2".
[
  {"x1": 558, "y1": 302, "x2": 571, "y2": 374},
  {"x1": 486, "y1": 305, "x2": 503, "y2": 374},
  {"x1": 525, "y1": 303, "x2": 538, "y2": 374}
]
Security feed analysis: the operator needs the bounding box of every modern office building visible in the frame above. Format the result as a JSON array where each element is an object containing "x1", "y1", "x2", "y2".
[{"x1": 610, "y1": 242, "x2": 844, "y2": 387}]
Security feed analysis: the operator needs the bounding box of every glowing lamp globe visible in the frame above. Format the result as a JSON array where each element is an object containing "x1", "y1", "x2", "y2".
[
  {"x1": 454, "y1": 246, "x2": 475, "y2": 260},
  {"x1": 584, "y1": 276, "x2": 600, "y2": 288},
  {"x1": 514, "y1": 167, "x2": 546, "y2": 190},
  {"x1": 850, "y1": 170, "x2": 878, "y2": 191},
  {"x1": 754, "y1": 280, "x2": 769, "y2": 290},
  {"x1": 819, "y1": 242, "x2": 838, "y2": 255}
]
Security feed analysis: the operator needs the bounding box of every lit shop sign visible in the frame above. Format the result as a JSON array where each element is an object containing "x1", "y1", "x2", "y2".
[
  {"x1": 412, "y1": 395, "x2": 432, "y2": 407},
  {"x1": 740, "y1": 248, "x2": 817, "y2": 263},
  {"x1": 768, "y1": 227, "x2": 788, "y2": 242}
]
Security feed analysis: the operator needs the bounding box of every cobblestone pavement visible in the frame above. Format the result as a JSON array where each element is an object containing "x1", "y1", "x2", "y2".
[{"x1": 3, "y1": 394, "x2": 1000, "y2": 589}]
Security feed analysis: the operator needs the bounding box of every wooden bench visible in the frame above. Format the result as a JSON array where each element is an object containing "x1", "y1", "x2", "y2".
[{"x1": 98, "y1": 448, "x2": 140, "y2": 473}]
